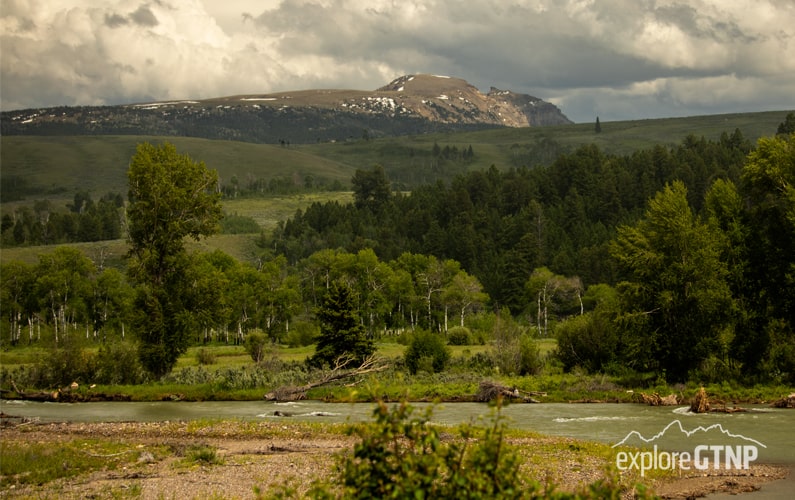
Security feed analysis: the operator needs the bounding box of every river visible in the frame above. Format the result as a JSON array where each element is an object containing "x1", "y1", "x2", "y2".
[{"x1": 2, "y1": 399, "x2": 793, "y2": 465}]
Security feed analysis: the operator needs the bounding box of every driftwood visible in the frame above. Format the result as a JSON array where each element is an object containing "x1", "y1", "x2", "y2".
[
  {"x1": 264, "y1": 355, "x2": 389, "y2": 401},
  {"x1": 771, "y1": 393, "x2": 795, "y2": 408},
  {"x1": 690, "y1": 386, "x2": 711, "y2": 413},
  {"x1": 4, "y1": 380, "x2": 131, "y2": 403},
  {"x1": 475, "y1": 380, "x2": 544, "y2": 403},
  {"x1": 687, "y1": 386, "x2": 747, "y2": 413},
  {"x1": 640, "y1": 392, "x2": 679, "y2": 406}
]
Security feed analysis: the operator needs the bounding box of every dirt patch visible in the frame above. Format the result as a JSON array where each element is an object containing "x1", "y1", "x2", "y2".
[{"x1": 0, "y1": 421, "x2": 787, "y2": 499}]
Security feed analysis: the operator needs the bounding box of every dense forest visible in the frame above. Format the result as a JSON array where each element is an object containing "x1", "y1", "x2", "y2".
[
  {"x1": 270, "y1": 131, "x2": 753, "y2": 307},
  {"x1": 2, "y1": 128, "x2": 793, "y2": 385},
  {"x1": 266, "y1": 130, "x2": 794, "y2": 383}
]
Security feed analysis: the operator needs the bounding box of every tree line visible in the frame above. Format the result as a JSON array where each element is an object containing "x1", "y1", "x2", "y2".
[{"x1": 1, "y1": 191, "x2": 124, "y2": 246}]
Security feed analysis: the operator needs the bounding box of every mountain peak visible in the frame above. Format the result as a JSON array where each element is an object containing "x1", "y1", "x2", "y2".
[
  {"x1": 1, "y1": 74, "x2": 572, "y2": 143},
  {"x1": 378, "y1": 74, "x2": 477, "y2": 95}
]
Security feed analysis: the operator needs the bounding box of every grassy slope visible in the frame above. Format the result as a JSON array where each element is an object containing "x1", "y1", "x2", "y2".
[
  {"x1": 0, "y1": 135, "x2": 353, "y2": 197},
  {"x1": 0, "y1": 194, "x2": 353, "y2": 266},
  {"x1": 1, "y1": 110, "x2": 790, "y2": 264},
  {"x1": 2, "y1": 111, "x2": 789, "y2": 198},
  {"x1": 299, "y1": 110, "x2": 790, "y2": 172}
]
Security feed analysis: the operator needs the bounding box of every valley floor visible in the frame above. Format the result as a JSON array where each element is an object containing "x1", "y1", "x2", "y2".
[{"x1": 0, "y1": 420, "x2": 788, "y2": 499}]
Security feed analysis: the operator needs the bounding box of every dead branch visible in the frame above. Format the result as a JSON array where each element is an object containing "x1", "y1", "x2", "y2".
[
  {"x1": 640, "y1": 392, "x2": 679, "y2": 406},
  {"x1": 264, "y1": 355, "x2": 389, "y2": 401}
]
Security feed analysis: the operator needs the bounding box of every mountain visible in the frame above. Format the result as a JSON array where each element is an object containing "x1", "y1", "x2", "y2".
[{"x1": 0, "y1": 74, "x2": 571, "y2": 144}]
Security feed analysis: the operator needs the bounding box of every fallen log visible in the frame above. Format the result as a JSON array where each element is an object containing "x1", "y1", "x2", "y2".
[
  {"x1": 4, "y1": 380, "x2": 131, "y2": 402},
  {"x1": 264, "y1": 355, "x2": 389, "y2": 401},
  {"x1": 771, "y1": 393, "x2": 795, "y2": 409},
  {"x1": 640, "y1": 392, "x2": 679, "y2": 406}
]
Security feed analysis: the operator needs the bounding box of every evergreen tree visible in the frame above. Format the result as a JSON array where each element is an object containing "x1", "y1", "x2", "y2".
[
  {"x1": 309, "y1": 281, "x2": 374, "y2": 368},
  {"x1": 352, "y1": 165, "x2": 392, "y2": 212},
  {"x1": 777, "y1": 112, "x2": 795, "y2": 135}
]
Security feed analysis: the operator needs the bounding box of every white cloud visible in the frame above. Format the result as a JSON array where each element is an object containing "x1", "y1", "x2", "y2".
[{"x1": 1, "y1": 0, "x2": 793, "y2": 122}]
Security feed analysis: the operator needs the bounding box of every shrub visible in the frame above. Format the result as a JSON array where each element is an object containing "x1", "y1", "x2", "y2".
[
  {"x1": 447, "y1": 326, "x2": 472, "y2": 345},
  {"x1": 284, "y1": 320, "x2": 318, "y2": 348},
  {"x1": 314, "y1": 401, "x2": 524, "y2": 499},
  {"x1": 404, "y1": 330, "x2": 450, "y2": 374},
  {"x1": 185, "y1": 445, "x2": 223, "y2": 465},
  {"x1": 554, "y1": 312, "x2": 618, "y2": 373},
  {"x1": 306, "y1": 400, "x2": 650, "y2": 499},
  {"x1": 245, "y1": 332, "x2": 268, "y2": 363},
  {"x1": 518, "y1": 334, "x2": 543, "y2": 376},
  {"x1": 490, "y1": 316, "x2": 542, "y2": 375},
  {"x1": 40, "y1": 340, "x2": 96, "y2": 387},
  {"x1": 196, "y1": 348, "x2": 216, "y2": 365},
  {"x1": 95, "y1": 341, "x2": 145, "y2": 385}
]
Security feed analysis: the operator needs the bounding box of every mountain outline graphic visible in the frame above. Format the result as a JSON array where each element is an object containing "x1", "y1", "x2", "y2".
[{"x1": 612, "y1": 420, "x2": 766, "y2": 448}]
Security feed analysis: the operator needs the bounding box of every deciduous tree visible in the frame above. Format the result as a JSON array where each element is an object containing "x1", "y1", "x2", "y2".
[
  {"x1": 126, "y1": 142, "x2": 222, "y2": 377},
  {"x1": 610, "y1": 181, "x2": 732, "y2": 382}
]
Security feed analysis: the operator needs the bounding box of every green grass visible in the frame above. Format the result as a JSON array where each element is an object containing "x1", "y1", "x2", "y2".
[
  {"x1": 0, "y1": 193, "x2": 352, "y2": 266},
  {"x1": 0, "y1": 439, "x2": 158, "y2": 488},
  {"x1": 222, "y1": 192, "x2": 353, "y2": 230},
  {"x1": 299, "y1": 110, "x2": 790, "y2": 173},
  {"x1": 0, "y1": 135, "x2": 353, "y2": 197}
]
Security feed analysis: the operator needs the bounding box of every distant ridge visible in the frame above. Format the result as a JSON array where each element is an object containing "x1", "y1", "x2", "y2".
[
  {"x1": 612, "y1": 420, "x2": 767, "y2": 448},
  {"x1": 0, "y1": 74, "x2": 571, "y2": 144}
]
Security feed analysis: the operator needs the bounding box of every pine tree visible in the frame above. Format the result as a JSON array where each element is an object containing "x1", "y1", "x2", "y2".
[{"x1": 309, "y1": 281, "x2": 374, "y2": 368}]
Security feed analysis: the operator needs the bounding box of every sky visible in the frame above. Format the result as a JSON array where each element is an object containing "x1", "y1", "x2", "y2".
[{"x1": 1, "y1": 0, "x2": 793, "y2": 123}]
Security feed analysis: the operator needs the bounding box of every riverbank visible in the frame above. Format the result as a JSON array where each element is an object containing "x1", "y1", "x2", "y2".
[{"x1": 0, "y1": 419, "x2": 788, "y2": 499}]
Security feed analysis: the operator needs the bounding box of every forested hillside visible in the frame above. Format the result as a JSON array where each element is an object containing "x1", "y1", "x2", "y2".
[{"x1": 271, "y1": 131, "x2": 752, "y2": 308}]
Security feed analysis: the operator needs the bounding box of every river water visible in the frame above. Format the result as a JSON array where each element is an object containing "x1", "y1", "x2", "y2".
[{"x1": 2, "y1": 399, "x2": 793, "y2": 465}]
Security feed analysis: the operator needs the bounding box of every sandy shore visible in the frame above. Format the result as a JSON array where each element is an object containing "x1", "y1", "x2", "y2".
[{"x1": 0, "y1": 420, "x2": 788, "y2": 499}]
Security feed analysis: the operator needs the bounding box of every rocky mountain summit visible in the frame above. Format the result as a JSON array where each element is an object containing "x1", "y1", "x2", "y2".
[{"x1": 1, "y1": 74, "x2": 571, "y2": 144}]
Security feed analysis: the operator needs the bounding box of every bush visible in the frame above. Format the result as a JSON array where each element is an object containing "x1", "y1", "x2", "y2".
[
  {"x1": 404, "y1": 330, "x2": 450, "y2": 374},
  {"x1": 314, "y1": 401, "x2": 524, "y2": 499},
  {"x1": 245, "y1": 332, "x2": 269, "y2": 363},
  {"x1": 95, "y1": 341, "x2": 145, "y2": 385},
  {"x1": 40, "y1": 341, "x2": 96, "y2": 387},
  {"x1": 518, "y1": 334, "x2": 543, "y2": 376},
  {"x1": 447, "y1": 326, "x2": 472, "y2": 345},
  {"x1": 196, "y1": 348, "x2": 216, "y2": 365},
  {"x1": 306, "y1": 401, "x2": 649, "y2": 499},
  {"x1": 490, "y1": 316, "x2": 541, "y2": 375},
  {"x1": 284, "y1": 320, "x2": 318, "y2": 348},
  {"x1": 554, "y1": 312, "x2": 618, "y2": 373}
]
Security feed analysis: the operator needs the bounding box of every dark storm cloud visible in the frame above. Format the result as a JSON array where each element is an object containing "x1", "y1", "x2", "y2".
[
  {"x1": 104, "y1": 13, "x2": 130, "y2": 28},
  {"x1": 130, "y1": 6, "x2": 159, "y2": 27},
  {"x1": 1, "y1": 0, "x2": 793, "y2": 122}
]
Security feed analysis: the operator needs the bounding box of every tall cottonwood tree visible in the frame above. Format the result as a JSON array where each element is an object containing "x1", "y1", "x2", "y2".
[
  {"x1": 735, "y1": 134, "x2": 795, "y2": 380},
  {"x1": 126, "y1": 142, "x2": 222, "y2": 377},
  {"x1": 610, "y1": 181, "x2": 733, "y2": 382}
]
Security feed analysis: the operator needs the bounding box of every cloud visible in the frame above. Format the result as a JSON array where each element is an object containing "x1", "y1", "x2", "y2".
[{"x1": 1, "y1": 0, "x2": 793, "y2": 122}]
